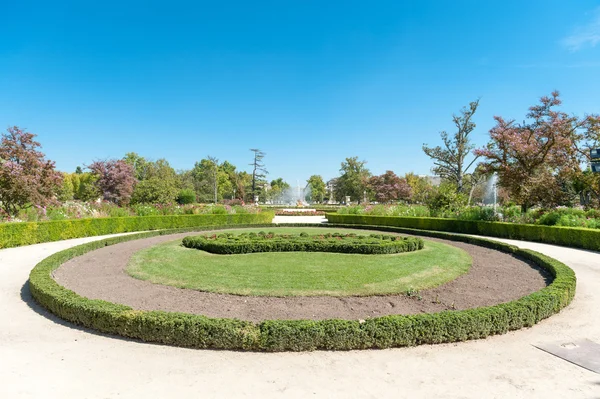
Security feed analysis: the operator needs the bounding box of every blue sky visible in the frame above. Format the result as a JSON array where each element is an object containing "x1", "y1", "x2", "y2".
[{"x1": 2, "y1": 1, "x2": 600, "y2": 186}]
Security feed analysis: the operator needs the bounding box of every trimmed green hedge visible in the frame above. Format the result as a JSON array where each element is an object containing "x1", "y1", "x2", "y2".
[
  {"x1": 327, "y1": 213, "x2": 600, "y2": 252},
  {"x1": 29, "y1": 224, "x2": 575, "y2": 352},
  {"x1": 182, "y1": 232, "x2": 424, "y2": 255},
  {"x1": 0, "y1": 212, "x2": 274, "y2": 249}
]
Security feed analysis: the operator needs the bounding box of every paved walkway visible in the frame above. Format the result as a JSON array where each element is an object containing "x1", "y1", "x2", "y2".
[{"x1": 1, "y1": 220, "x2": 600, "y2": 398}]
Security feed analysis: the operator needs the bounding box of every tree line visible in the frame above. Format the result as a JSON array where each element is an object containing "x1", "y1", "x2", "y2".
[{"x1": 1, "y1": 90, "x2": 598, "y2": 217}]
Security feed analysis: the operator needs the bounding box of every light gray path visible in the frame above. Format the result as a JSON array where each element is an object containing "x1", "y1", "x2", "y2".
[{"x1": 1, "y1": 222, "x2": 600, "y2": 398}]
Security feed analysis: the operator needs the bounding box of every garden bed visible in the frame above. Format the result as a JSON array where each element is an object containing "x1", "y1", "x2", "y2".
[
  {"x1": 54, "y1": 228, "x2": 547, "y2": 321},
  {"x1": 30, "y1": 224, "x2": 575, "y2": 351},
  {"x1": 181, "y1": 231, "x2": 424, "y2": 255}
]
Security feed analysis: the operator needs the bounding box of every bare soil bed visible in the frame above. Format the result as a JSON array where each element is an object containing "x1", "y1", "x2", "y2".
[{"x1": 53, "y1": 231, "x2": 551, "y2": 322}]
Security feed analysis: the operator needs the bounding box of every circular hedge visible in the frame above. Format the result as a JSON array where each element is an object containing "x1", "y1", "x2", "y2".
[
  {"x1": 181, "y1": 231, "x2": 424, "y2": 255},
  {"x1": 28, "y1": 224, "x2": 576, "y2": 352}
]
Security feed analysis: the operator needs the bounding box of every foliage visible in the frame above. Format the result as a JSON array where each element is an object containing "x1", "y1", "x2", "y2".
[
  {"x1": 74, "y1": 172, "x2": 100, "y2": 202},
  {"x1": 57, "y1": 172, "x2": 75, "y2": 201},
  {"x1": 0, "y1": 212, "x2": 274, "y2": 248},
  {"x1": 306, "y1": 175, "x2": 327, "y2": 203},
  {"x1": 88, "y1": 159, "x2": 136, "y2": 206},
  {"x1": 326, "y1": 213, "x2": 600, "y2": 252},
  {"x1": 475, "y1": 92, "x2": 590, "y2": 211},
  {"x1": 337, "y1": 204, "x2": 430, "y2": 217},
  {"x1": 422, "y1": 100, "x2": 481, "y2": 193},
  {"x1": 182, "y1": 231, "x2": 424, "y2": 255},
  {"x1": 191, "y1": 157, "x2": 234, "y2": 203},
  {"x1": 177, "y1": 189, "x2": 196, "y2": 204},
  {"x1": 426, "y1": 182, "x2": 468, "y2": 216},
  {"x1": 334, "y1": 156, "x2": 371, "y2": 203},
  {"x1": 249, "y1": 149, "x2": 268, "y2": 201},
  {"x1": 368, "y1": 170, "x2": 412, "y2": 203},
  {"x1": 29, "y1": 225, "x2": 575, "y2": 351},
  {"x1": 0, "y1": 126, "x2": 63, "y2": 216},
  {"x1": 572, "y1": 115, "x2": 600, "y2": 207},
  {"x1": 274, "y1": 210, "x2": 326, "y2": 216},
  {"x1": 404, "y1": 173, "x2": 435, "y2": 204}
]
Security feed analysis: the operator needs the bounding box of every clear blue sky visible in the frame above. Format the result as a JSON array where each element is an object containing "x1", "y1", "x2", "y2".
[{"x1": 2, "y1": 1, "x2": 600, "y2": 186}]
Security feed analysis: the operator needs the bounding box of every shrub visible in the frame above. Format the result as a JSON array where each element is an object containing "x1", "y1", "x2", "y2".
[
  {"x1": 29, "y1": 223, "x2": 575, "y2": 352},
  {"x1": 182, "y1": 232, "x2": 424, "y2": 255},
  {"x1": 326, "y1": 213, "x2": 600, "y2": 252},
  {"x1": 177, "y1": 189, "x2": 196, "y2": 205},
  {"x1": 0, "y1": 212, "x2": 274, "y2": 249}
]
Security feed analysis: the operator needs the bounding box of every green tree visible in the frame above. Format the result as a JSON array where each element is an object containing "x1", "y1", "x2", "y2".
[
  {"x1": 422, "y1": 100, "x2": 480, "y2": 193},
  {"x1": 306, "y1": 175, "x2": 326, "y2": 203},
  {"x1": 404, "y1": 172, "x2": 435, "y2": 204},
  {"x1": 192, "y1": 158, "x2": 233, "y2": 203},
  {"x1": 127, "y1": 155, "x2": 179, "y2": 204},
  {"x1": 57, "y1": 172, "x2": 75, "y2": 201},
  {"x1": 334, "y1": 157, "x2": 371, "y2": 203},
  {"x1": 74, "y1": 172, "x2": 100, "y2": 201}
]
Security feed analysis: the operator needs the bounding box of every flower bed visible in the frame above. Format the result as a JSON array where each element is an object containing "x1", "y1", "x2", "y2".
[
  {"x1": 274, "y1": 210, "x2": 326, "y2": 216},
  {"x1": 182, "y1": 231, "x2": 424, "y2": 255}
]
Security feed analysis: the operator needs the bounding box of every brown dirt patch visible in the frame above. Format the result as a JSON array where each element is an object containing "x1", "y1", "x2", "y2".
[{"x1": 53, "y1": 232, "x2": 551, "y2": 323}]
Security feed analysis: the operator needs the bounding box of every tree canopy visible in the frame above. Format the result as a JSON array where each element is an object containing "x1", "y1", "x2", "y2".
[
  {"x1": 0, "y1": 126, "x2": 63, "y2": 216},
  {"x1": 423, "y1": 100, "x2": 480, "y2": 193}
]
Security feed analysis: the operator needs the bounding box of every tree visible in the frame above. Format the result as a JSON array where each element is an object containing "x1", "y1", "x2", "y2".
[
  {"x1": 334, "y1": 156, "x2": 371, "y2": 203},
  {"x1": 234, "y1": 171, "x2": 252, "y2": 201},
  {"x1": 571, "y1": 115, "x2": 600, "y2": 207},
  {"x1": 368, "y1": 171, "x2": 412, "y2": 203},
  {"x1": 475, "y1": 92, "x2": 587, "y2": 211},
  {"x1": 0, "y1": 126, "x2": 63, "y2": 216},
  {"x1": 191, "y1": 158, "x2": 232, "y2": 203},
  {"x1": 57, "y1": 172, "x2": 75, "y2": 201},
  {"x1": 404, "y1": 173, "x2": 435, "y2": 204},
  {"x1": 123, "y1": 152, "x2": 151, "y2": 180},
  {"x1": 126, "y1": 155, "x2": 180, "y2": 204},
  {"x1": 306, "y1": 175, "x2": 326, "y2": 203},
  {"x1": 88, "y1": 159, "x2": 136, "y2": 206},
  {"x1": 423, "y1": 100, "x2": 480, "y2": 193},
  {"x1": 74, "y1": 172, "x2": 100, "y2": 201},
  {"x1": 249, "y1": 149, "x2": 268, "y2": 202}
]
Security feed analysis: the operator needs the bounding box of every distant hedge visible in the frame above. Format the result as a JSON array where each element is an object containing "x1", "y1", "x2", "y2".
[
  {"x1": 326, "y1": 213, "x2": 600, "y2": 252},
  {"x1": 182, "y1": 231, "x2": 424, "y2": 255},
  {"x1": 29, "y1": 224, "x2": 575, "y2": 352},
  {"x1": 0, "y1": 212, "x2": 274, "y2": 249}
]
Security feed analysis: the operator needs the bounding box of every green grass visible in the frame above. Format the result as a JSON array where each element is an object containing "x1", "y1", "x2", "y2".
[{"x1": 127, "y1": 227, "x2": 472, "y2": 296}]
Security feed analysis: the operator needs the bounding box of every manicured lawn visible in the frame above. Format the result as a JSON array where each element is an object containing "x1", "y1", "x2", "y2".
[{"x1": 127, "y1": 227, "x2": 472, "y2": 296}]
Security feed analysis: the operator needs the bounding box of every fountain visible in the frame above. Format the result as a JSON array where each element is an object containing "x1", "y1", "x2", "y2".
[
  {"x1": 483, "y1": 172, "x2": 499, "y2": 214},
  {"x1": 277, "y1": 181, "x2": 315, "y2": 212}
]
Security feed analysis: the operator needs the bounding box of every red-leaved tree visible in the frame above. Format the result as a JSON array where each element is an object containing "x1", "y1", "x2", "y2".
[
  {"x1": 474, "y1": 91, "x2": 588, "y2": 211},
  {"x1": 368, "y1": 170, "x2": 412, "y2": 203},
  {"x1": 0, "y1": 126, "x2": 63, "y2": 217},
  {"x1": 88, "y1": 159, "x2": 136, "y2": 206}
]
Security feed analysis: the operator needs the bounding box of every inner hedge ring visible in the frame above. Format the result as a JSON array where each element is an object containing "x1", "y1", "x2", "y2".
[
  {"x1": 181, "y1": 231, "x2": 424, "y2": 255},
  {"x1": 28, "y1": 223, "x2": 576, "y2": 352}
]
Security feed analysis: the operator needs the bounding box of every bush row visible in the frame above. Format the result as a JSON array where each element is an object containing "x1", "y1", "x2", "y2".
[
  {"x1": 181, "y1": 232, "x2": 424, "y2": 255},
  {"x1": 0, "y1": 212, "x2": 274, "y2": 249},
  {"x1": 326, "y1": 213, "x2": 600, "y2": 252},
  {"x1": 29, "y1": 224, "x2": 575, "y2": 351}
]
